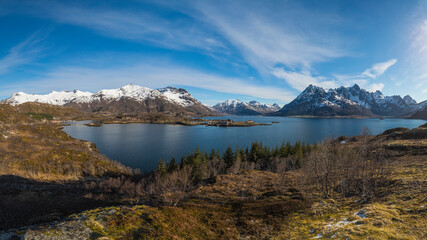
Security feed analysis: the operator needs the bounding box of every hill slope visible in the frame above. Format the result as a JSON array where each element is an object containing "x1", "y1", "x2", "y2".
[
  {"x1": 409, "y1": 106, "x2": 427, "y2": 120},
  {"x1": 0, "y1": 103, "x2": 132, "y2": 181}
]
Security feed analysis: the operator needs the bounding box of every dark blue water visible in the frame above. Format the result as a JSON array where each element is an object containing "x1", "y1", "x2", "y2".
[{"x1": 63, "y1": 116, "x2": 426, "y2": 172}]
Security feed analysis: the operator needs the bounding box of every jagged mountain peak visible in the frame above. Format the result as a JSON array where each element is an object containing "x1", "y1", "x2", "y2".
[
  {"x1": 403, "y1": 95, "x2": 417, "y2": 105},
  {"x1": 275, "y1": 84, "x2": 424, "y2": 117},
  {"x1": 213, "y1": 99, "x2": 281, "y2": 115},
  {"x1": 350, "y1": 83, "x2": 361, "y2": 91},
  {"x1": 158, "y1": 86, "x2": 186, "y2": 93}
]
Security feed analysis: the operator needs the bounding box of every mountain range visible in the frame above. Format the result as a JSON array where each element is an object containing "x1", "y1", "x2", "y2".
[
  {"x1": 273, "y1": 84, "x2": 426, "y2": 118},
  {"x1": 213, "y1": 99, "x2": 281, "y2": 115},
  {"x1": 5, "y1": 84, "x2": 214, "y2": 116},
  {"x1": 3, "y1": 83, "x2": 427, "y2": 119}
]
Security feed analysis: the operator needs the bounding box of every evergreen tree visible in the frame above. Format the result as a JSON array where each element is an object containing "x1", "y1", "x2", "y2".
[
  {"x1": 249, "y1": 142, "x2": 262, "y2": 162},
  {"x1": 295, "y1": 147, "x2": 303, "y2": 169},
  {"x1": 157, "y1": 158, "x2": 167, "y2": 176},
  {"x1": 167, "y1": 157, "x2": 178, "y2": 172},
  {"x1": 286, "y1": 142, "x2": 293, "y2": 155},
  {"x1": 223, "y1": 146, "x2": 234, "y2": 168},
  {"x1": 240, "y1": 148, "x2": 246, "y2": 161},
  {"x1": 210, "y1": 149, "x2": 217, "y2": 160}
]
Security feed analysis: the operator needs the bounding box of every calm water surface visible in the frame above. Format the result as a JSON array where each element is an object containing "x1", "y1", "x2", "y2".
[{"x1": 63, "y1": 116, "x2": 426, "y2": 172}]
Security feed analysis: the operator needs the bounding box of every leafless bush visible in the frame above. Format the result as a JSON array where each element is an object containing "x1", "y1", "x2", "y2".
[
  {"x1": 301, "y1": 135, "x2": 391, "y2": 199},
  {"x1": 240, "y1": 160, "x2": 255, "y2": 171},
  {"x1": 152, "y1": 165, "x2": 194, "y2": 206},
  {"x1": 227, "y1": 155, "x2": 242, "y2": 174},
  {"x1": 207, "y1": 157, "x2": 227, "y2": 176},
  {"x1": 303, "y1": 139, "x2": 338, "y2": 198}
]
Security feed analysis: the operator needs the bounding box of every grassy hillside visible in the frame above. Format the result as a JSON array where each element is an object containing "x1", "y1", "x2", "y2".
[
  {"x1": 14, "y1": 155, "x2": 426, "y2": 239},
  {"x1": 0, "y1": 104, "x2": 136, "y2": 230},
  {"x1": 0, "y1": 103, "x2": 132, "y2": 181},
  {"x1": 3, "y1": 122, "x2": 425, "y2": 239},
  {"x1": 14, "y1": 102, "x2": 91, "y2": 120}
]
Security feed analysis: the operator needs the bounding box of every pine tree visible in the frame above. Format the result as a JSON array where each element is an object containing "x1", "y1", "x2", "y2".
[
  {"x1": 249, "y1": 142, "x2": 259, "y2": 162},
  {"x1": 157, "y1": 158, "x2": 167, "y2": 176},
  {"x1": 167, "y1": 157, "x2": 178, "y2": 172},
  {"x1": 210, "y1": 149, "x2": 217, "y2": 160},
  {"x1": 223, "y1": 146, "x2": 234, "y2": 168},
  {"x1": 295, "y1": 147, "x2": 303, "y2": 169},
  {"x1": 240, "y1": 148, "x2": 246, "y2": 161}
]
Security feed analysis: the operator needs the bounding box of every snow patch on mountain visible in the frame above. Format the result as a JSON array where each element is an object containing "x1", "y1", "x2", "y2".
[
  {"x1": 5, "y1": 84, "x2": 202, "y2": 108},
  {"x1": 213, "y1": 99, "x2": 281, "y2": 115},
  {"x1": 91, "y1": 84, "x2": 162, "y2": 102},
  {"x1": 403, "y1": 95, "x2": 417, "y2": 105},
  {"x1": 7, "y1": 90, "x2": 93, "y2": 105},
  {"x1": 157, "y1": 87, "x2": 198, "y2": 107},
  {"x1": 277, "y1": 84, "x2": 424, "y2": 117}
]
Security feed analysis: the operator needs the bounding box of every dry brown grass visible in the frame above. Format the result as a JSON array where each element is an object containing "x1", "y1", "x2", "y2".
[
  {"x1": 14, "y1": 102, "x2": 90, "y2": 120},
  {"x1": 0, "y1": 104, "x2": 133, "y2": 181},
  {"x1": 1, "y1": 103, "x2": 425, "y2": 239}
]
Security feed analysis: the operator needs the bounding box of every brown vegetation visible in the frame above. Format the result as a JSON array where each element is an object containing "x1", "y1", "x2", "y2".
[
  {"x1": 1, "y1": 102, "x2": 426, "y2": 239},
  {"x1": 14, "y1": 102, "x2": 90, "y2": 120}
]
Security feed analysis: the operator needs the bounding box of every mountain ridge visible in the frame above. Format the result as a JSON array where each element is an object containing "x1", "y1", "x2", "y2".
[
  {"x1": 4, "y1": 84, "x2": 426, "y2": 118},
  {"x1": 213, "y1": 99, "x2": 281, "y2": 115},
  {"x1": 4, "y1": 84, "x2": 215, "y2": 116},
  {"x1": 272, "y1": 84, "x2": 424, "y2": 117}
]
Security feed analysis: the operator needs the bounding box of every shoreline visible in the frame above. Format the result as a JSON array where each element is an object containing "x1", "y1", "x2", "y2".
[{"x1": 98, "y1": 118, "x2": 270, "y2": 127}]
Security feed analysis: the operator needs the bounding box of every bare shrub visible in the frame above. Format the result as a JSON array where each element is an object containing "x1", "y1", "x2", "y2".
[
  {"x1": 303, "y1": 139, "x2": 338, "y2": 198},
  {"x1": 302, "y1": 135, "x2": 391, "y2": 199},
  {"x1": 207, "y1": 157, "x2": 227, "y2": 177},
  {"x1": 155, "y1": 165, "x2": 194, "y2": 206},
  {"x1": 240, "y1": 160, "x2": 255, "y2": 171},
  {"x1": 228, "y1": 155, "x2": 242, "y2": 174}
]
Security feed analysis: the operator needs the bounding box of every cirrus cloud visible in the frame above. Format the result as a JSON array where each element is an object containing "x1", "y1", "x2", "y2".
[{"x1": 362, "y1": 59, "x2": 397, "y2": 78}]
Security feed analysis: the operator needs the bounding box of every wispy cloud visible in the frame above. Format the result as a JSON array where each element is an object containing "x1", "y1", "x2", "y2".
[
  {"x1": 0, "y1": 31, "x2": 47, "y2": 75},
  {"x1": 1, "y1": 62, "x2": 295, "y2": 102},
  {"x1": 332, "y1": 59, "x2": 396, "y2": 91},
  {"x1": 367, "y1": 83, "x2": 385, "y2": 92},
  {"x1": 27, "y1": 1, "x2": 224, "y2": 52},
  {"x1": 409, "y1": 19, "x2": 427, "y2": 85},
  {"x1": 12, "y1": 0, "x2": 352, "y2": 95},
  {"x1": 28, "y1": 1, "x2": 348, "y2": 77},
  {"x1": 272, "y1": 69, "x2": 338, "y2": 91},
  {"x1": 273, "y1": 58, "x2": 395, "y2": 92},
  {"x1": 361, "y1": 59, "x2": 397, "y2": 78},
  {"x1": 189, "y1": 0, "x2": 347, "y2": 74}
]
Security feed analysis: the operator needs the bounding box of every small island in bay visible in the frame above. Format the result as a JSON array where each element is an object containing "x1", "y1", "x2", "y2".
[{"x1": 99, "y1": 115, "x2": 269, "y2": 127}]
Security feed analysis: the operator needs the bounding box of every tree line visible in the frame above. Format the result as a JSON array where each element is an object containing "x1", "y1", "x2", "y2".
[{"x1": 157, "y1": 141, "x2": 314, "y2": 182}]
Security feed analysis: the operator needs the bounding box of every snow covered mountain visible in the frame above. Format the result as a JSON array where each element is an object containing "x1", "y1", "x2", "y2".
[
  {"x1": 403, "y1": 95, "x2": 417, "y2": 105},
  {"x1": 157, "y1": 87, "x2": 199, "y2": 107},
  {"x1": 5, "y1": 84, "x2": 214, "y2": 116},
  {"x1": 6, "y1": 90, "x2": 94, "y2": 106},
  {"x1": 273, "y1": 84, "x2": 424, "y2": 117},
  {"x1": 213, "y1": 99, "x2": 281, "y2": 115}
]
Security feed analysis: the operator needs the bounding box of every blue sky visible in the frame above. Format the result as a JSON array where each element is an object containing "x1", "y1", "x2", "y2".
[{"x1": 1, "y1": 0, "x2": 427, "y2": 105}]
